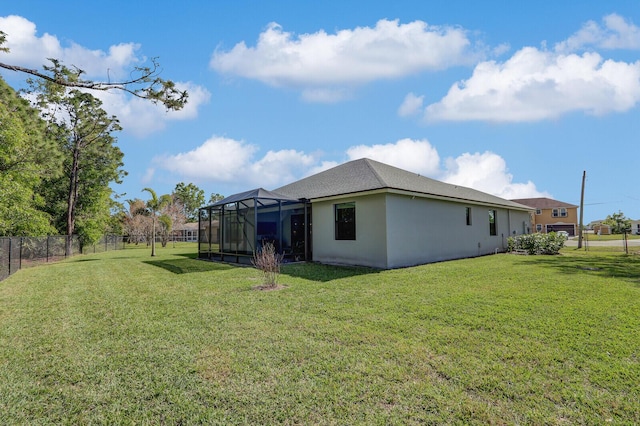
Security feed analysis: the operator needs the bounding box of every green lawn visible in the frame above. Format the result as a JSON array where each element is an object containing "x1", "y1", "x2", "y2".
[
  {"x1": 1, "y1": 244, "x2": 639, "y2": 424},
  {"x1": 581, "y1": 232, "x2": 640, "y2": 241}
]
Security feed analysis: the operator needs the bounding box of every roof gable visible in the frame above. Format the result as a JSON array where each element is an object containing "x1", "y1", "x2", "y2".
[{"x1": 276, "y1": 158, "x2": 531, "y2": 210}]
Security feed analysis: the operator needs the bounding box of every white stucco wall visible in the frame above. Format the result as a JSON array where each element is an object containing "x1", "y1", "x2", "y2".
[
  {"x1": 386, "y1": 195, "x2": 490, "y2": 268},
  {"x1": 311, "y1": 194, "x2": 388, "y2": 268},
  {"x1": 310, "y1": 192, "x2": 532, "y2": 269},
  {"x1": 386, "y1": 195, "x2": 532, "y2": 268}
]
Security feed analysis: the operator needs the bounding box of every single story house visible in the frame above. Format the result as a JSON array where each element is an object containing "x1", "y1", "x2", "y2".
[
  {"x1": 172, "y1": 222, "x2": 199, "y2": 242},
  {"x1": 591, "y1": 223, "x2": 612, "y2": 235},
  {"x1": 198, "y1": 158, "x2": 533, "y2": 269}
]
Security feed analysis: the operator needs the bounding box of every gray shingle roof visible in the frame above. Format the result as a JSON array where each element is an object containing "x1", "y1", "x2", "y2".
[
  {"x1": 510, "y1": 197, "x2": 578, "y2": 209},
  {"x1": 275, "y1": 158, "x2": 532, "y2": 210}
]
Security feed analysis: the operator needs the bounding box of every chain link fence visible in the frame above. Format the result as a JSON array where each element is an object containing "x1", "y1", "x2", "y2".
[{"x1": 0, "y1": 235, "x2": 124, "y2": 282}]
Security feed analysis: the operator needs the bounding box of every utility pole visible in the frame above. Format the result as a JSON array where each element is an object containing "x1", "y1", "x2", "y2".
[{"x1": 578, "y1": 170, "x2": 586, "y2": 249}]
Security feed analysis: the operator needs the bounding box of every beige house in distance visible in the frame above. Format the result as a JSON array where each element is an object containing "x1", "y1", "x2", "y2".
[{"x1": 511, "y1": 197, "x2": 579, "y2": 236}]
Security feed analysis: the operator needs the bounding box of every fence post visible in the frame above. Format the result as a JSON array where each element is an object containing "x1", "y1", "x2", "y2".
[
  {"x1": 8, "y1": 238, "x2": 12, "y2": 276},
  {"x1": 19, "y1": 237, "x2": 23, "y2": 270}
]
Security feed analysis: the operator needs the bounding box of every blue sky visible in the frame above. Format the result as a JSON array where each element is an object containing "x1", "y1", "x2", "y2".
[{"x1": 1, "y1": 1, "x2": 639, "y2": 223}]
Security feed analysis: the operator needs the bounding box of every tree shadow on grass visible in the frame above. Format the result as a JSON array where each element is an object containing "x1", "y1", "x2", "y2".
[
  {"x1": 518, "y1": 253, "x2": 640, "y2": 282},
  {"x1": 143, "y1": 258, "x2": 234, "y2": 274},
  {"x1": 280, "y1": 262, "x2": 380, "y2": 282}
]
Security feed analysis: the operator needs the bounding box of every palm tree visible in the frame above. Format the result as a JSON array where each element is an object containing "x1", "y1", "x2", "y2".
[{"x1": 142, "y1": 188, "x2": 171, "y2": 256}]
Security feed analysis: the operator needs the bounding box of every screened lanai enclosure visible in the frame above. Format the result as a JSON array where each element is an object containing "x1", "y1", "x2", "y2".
[{"x1": 198, "y1": 188, "x2": 310, "y2": 264}]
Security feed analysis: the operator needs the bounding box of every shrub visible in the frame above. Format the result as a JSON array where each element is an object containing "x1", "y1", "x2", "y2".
[
  {"x1": 251, "y1": 242, "x2": 283, "y2": 288},
  {"x1": 508, "y1": 232, "x2": 565, "y2": 255}
]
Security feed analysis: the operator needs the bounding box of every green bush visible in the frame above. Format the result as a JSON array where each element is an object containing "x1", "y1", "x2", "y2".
[{"x1": 508, "y1": 232, "x2": 565, "y2": 255}]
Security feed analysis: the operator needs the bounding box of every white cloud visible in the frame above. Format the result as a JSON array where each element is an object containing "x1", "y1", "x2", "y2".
[
  {"x1": 248, "y1": 150, "x2": 317, "y2": 187},
  {"x1": 0, "y1": 15, "x2": 140, "y2": 76},
  {"x1": 153, "y1": 136, "x2": 547, "y2": 200},
  {"x1": 555, "y1": 14, "x2": 640, "y2": 53},
  {"x1": 424, "y1": 47, "x2": 640, "y2": 122},
  {"x1": 441, "y1": 152, "x2": 549, "y2": 199},
  {"x1": 153, "y1": 136, "x2": 319, "y2": 188},
  {"x1": 154, "y1": 136, "x2": 259, "y2": 182},
  {"x1": 398, "y1": 92, "x2": 424, "y2": 117},
  {"x1": 346, "y1": 138, "x2": 441, "y2": 175},
  {"x1": 211, "y1": 19, "x2": 476, "y2": 100},
  {"x1": 142, "y1": 168, "x2": 155, "y2": 184},
  {"x1": 53, "y1": 81, "x2": 211, "y2": 138}
]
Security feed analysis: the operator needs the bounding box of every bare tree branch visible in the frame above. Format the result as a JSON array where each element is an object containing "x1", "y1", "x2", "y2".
[{"x1": 0, "y1": 31, "x2": 188, "y2": 111}]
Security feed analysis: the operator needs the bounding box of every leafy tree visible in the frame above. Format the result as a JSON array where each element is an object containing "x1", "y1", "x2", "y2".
[
  {"x1": 208, "y1": 193, "x2": 225, "y2": 205},
  {"x1": 603, "y1": 211, "x2": 631, "y2": 234},
  {"x1": 0, "y1": 31, "x2": 188, "y2": 111},
  {"x1": 30, "y1": 79, "x2": 126, "y2": 253},
  {"x1": 142, "y1": 188, "x2": 172, "y2": 256},
  {"x1": 173, "y1": 182, "x2": 205, "y2": 222},
  {"x1": 0, "y1": 77, "x2": 58, "y2": 235},
  {"x1": 105, "y1": 199, "x2": 126, "y2": 236}
]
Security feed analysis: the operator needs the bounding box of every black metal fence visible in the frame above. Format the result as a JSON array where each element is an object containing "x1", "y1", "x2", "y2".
[{"x1": 0, "y1": 235, "x2": 124, "y2": 282}]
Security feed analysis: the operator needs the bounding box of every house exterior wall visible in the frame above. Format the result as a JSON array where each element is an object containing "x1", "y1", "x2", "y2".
[
  {"x1": 385, "y1": 194, "x2": 531, "y2": 268},
  {"x1": 592, "y1": 224, "x2": 611, "y2": 235},
  {"x1": 311, "y1": 194, "x2": 388, "y2": 268},
  {"x1": 532, "y1": 206, "x2": 578, "y2": 235},
  {"x1": 311, "y1": 192, "x2": 532, "y2": 269}
]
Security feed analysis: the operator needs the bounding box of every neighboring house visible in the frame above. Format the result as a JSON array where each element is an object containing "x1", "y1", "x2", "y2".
[
  {"x1": 591, "y1": 223, "x2": 612, "y2": 235},
  {"x1": 172, "y1": 222, "x2": 199, "y2": 242},
  {"x1": 511, "y1": 197, "x2": 579, "y2": 236},
  {"x1": 199, "y1": 158, "x2": 533, "y2": 269},
  {"x1": 629, "y1": 220, "x2": 640, "y2": 235}
]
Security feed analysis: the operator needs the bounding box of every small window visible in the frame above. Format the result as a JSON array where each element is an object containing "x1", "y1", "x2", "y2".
[
  {"x1": 465, "y1": 207, "x2": 472, "y2": 226},
  {"x1": 535, "y1": 209, "x2": 541, "y2": 215},
  {"x1": 489, "y1": 210, "x2": 497, "y2": 236},
  {"x1": 560, "y1": 208, "x2": 567, "y2": 217},
  {"x1": 335, "y1": 202, "x2": 356, "y2": 240},
  {"x1": 552, "y1": 208, "x2": 559, "y2": 217},
  {"x1": 536, "y1": 224, "x2": 542, "y2": 232}
]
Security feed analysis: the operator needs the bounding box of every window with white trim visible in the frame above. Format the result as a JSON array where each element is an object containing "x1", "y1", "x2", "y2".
[{"x1": 552, "y1": 208, "x2": 568, "y2": 217}]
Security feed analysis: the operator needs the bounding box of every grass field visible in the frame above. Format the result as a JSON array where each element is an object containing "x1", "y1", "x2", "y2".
[
  {"x1": 580, "y1": 232, "x2": 640, "y2": 241},
  {"x1": 0, "y1": 243, "x2": 639, "y2": 424}
]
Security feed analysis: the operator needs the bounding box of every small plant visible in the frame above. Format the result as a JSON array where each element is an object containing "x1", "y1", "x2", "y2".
[{"x1": 252, "y1": 242, "x2": 283, "y2": 289}]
